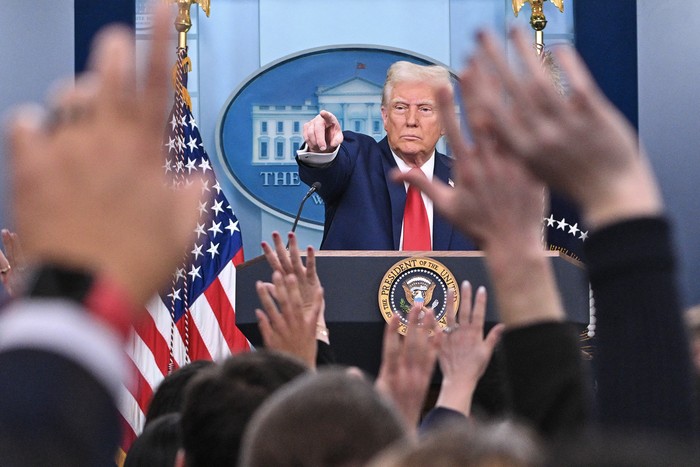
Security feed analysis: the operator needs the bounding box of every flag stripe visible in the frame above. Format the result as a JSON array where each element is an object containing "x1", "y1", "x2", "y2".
[
  {"x1": 189, "y1": 296, "x2": 229, "y2": 360},
  {"x1": 119, "y1": 385, "x2": 144, "y2": 442},
  {"x1": 218, "y1": 253, "x2": 253, "y2": 353},
  {"x1": 204, "y1": 273, "x2": 250, "y2": 354},
  {"x1": 119, "y1": 415, "x2": 137, "y2": 455},
  {"x1": 126, "y1": 333, "x2": 160, "y2": 403},
  {"x1": 176, "y1": 309, "x2": 214, "y2": 362},
  {"x1": 133, "y1": 310, "x2": 173, "y2": 376},
  {"x1": 146, "y1": 297, "x2": 188, "y2": 368},
  {"x1": 124, "y1": 355, "x2": 153, "y2": 414}
]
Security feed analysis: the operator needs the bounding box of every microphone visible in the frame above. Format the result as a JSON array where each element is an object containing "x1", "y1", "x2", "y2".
[{"x1": 289, "y1": 182, "x2": 321, "y2": 239}]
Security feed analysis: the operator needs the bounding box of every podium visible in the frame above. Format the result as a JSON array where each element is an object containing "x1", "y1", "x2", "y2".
[{"x1": 235, "y1": 251, "x2": 588, "y2": 376}]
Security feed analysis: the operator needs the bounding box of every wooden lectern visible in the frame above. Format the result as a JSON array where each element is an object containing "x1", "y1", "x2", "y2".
[{"x1": 235, "y1": 251, "x2": 588, "y2": 376}]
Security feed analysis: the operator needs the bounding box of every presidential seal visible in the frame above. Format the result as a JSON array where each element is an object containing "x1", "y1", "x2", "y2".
[{"x1": 378, "y1": 257, "x2": 459, "y2": 335}]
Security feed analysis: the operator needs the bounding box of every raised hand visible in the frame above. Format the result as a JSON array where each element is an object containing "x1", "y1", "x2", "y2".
[
  {"x1": 302, "y1": 110, "x2": 344, "y2": 153},
  {"x1": 5, "y1": 6, "x2": 201, "y2": 306},
  {"x1": 435, "y1": 282, "x2": 504, "y2": 416},
  {"x1": 462, "y1": 28, "x2": 662, "y2": 228},
  {"x1": 255, "y1": 270, "x2": 324, "y2": 369},
  {"x1": 261, "y1": 231, "x2": 328, "y2": 343},
  {"x1": 375, "y1": 303, "x2": 443, "y2": 433}
]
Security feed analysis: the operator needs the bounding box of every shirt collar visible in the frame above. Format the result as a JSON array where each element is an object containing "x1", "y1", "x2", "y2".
[{"x1": 391, "y1": 150, "x2": 435, "y2": 181}]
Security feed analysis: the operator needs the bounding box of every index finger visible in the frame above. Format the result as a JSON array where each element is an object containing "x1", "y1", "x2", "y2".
[
  {"x1": 477, "y1": 29, "x2": 534, "y2": 112},
  {"x1": 435, "y1": 85, "x2": 472, "y2": 161},
  {"x1": 380, "y1": 314, "x2": 402, "y2": 374},
  {"x1": 272, "y1": 231, "x2": 293, "y2": 273},
  {"x1": 391, "y1": 167, "x2": 448, "y2": 205},
  {"x1": 470, "y1": 285, "x2": 488, "y2": 329},
  {"x1": 509, "y1": 28, "x2": 553, "y2": 83},
  {"x1": 456, "y1": 281, "x2": 472, "y2": 325},
  {"x1": 305, "y1": 245, "x2": 318, "y2": 282},
  {"x1": 261, "y1": 240, "x2": 282, "y2": 272},
  {"x1": 319, "y1": 110, "x2": 338, "y2": 126},
  {"x1": 142, "y1": 3, "x2": 171, "y2": 133},
  {"x1": 552, "y1": 44, "x2": 605, "y2": 107},
  {"x1": 313, "y1": 114, "x2": 330, "y2": 151},
  {"x1": 404, "y1": 301, "x2": 428, "y2": 360},
  {"x1": 89, "y1": 25, "x2": 135, "y2": 110},
  {"x1": 286, "y1": 232, "x2": 306, "y2": 278}
]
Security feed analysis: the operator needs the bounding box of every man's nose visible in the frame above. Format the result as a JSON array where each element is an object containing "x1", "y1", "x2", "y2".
[{"x1": 406, "y1": 106, "x2": 418, "y2": 126}]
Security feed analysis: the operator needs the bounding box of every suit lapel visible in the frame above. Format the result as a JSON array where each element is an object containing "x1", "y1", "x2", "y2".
[
  {"x1": 432, "y1": 154, "x2": 454, "y2": 250},
  {"x1": 379, "y1": 138, "x2": 405, "y2": 250}
]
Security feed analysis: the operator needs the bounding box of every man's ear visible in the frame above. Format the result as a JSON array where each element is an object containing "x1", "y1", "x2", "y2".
[
  {"x1": 174, "y1": 448, "x2": 186, "y2": 467},
  {"x1": 381, "y1": 106, "x2": 388, "y2": 130}
]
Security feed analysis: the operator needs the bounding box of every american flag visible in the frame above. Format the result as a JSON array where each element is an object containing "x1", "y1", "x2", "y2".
[{"x1": 118, "y1": 47, "x2": 251, "y2": 452}]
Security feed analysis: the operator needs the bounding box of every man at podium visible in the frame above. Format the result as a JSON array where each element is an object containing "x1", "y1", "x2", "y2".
[{"x1": 296, "y1": 61, "x2": 476, "y2": 252}]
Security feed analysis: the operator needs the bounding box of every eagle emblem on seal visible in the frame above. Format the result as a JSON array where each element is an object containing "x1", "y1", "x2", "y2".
[{"x1": 401, "y1": 275, "x2": 437, "y2": 312}]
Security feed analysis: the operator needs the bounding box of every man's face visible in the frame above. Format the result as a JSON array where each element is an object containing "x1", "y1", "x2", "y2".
[{"x1": 381, "y1": 81, "x2": 444, "y2": 165}]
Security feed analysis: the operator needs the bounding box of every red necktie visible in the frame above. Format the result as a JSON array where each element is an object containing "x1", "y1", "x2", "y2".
[{"x1": 402, "y1": 168, "x2": 431, "y2": 251}]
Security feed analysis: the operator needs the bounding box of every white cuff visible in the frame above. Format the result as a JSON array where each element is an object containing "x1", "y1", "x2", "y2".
[{"x1": 297, "y1": 143, "x2": 340, "y2": 166}]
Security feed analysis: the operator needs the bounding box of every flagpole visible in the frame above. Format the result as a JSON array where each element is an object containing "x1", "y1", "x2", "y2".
[
  {"x1": 121, "y1": 0, "x2": 249, "y2": 456},
  {"x1": 511, "y1": 0, "x2": 564, "y2": 55},
  {"x1": 166, "y1": 0, "x2": 212, "y2": 369},
  {"x1": 511, "y1": 1, "x2": 596, "y2": 346},
  {"x1": 171, "y1": 0, "x2": 211, "y2": 49}
]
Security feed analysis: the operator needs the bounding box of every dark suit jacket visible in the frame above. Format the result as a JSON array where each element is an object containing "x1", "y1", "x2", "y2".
[
  {"x1": 0, "y1": 348, "x2": 120, "y2": 466},
  {"x1": 585, "y1": 217, "x2": 695, "y2": 436},
  {"x1": 297, "y1": 131, "x2": 476, "y2": 251}
]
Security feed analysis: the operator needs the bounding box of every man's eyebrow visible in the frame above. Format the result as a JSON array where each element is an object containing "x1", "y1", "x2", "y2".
[{"x1": 389, "y1": 98, "x2": 436, "y2": 106}]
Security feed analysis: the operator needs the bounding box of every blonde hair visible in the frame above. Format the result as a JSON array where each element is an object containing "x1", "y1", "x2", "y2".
[
  {"x1": 542, "y1": 50, "x2": 565, "y2": 96},
  {"x1": 382, "y1": 61, "x2": 453, "y2": 106}
]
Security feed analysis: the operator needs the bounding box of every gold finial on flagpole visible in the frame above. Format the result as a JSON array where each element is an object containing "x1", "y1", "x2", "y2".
[
  {"x1": 512, "y1": 0, "x2": 564, "y2": 55},
  {"x1": 168, "y1": 0, "x2": 211, "y2": 49}
]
